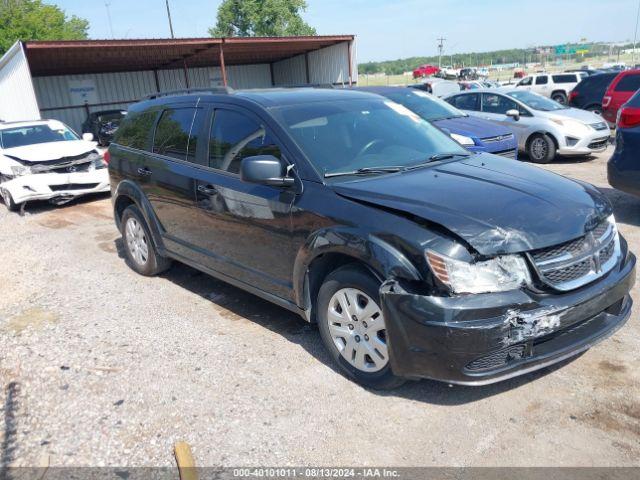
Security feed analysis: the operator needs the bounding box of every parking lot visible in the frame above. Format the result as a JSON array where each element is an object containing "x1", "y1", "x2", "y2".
[{"x1": 0, "y1": 146, "x2": 639, "y2": 467}]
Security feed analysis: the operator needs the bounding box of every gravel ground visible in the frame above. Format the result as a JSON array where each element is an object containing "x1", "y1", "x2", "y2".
[{"x1": 0, "y1": 146, "x2": 639, "y2": 468}]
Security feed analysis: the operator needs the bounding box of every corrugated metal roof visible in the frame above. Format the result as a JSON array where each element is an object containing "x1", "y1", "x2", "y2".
[{"x1": 23, "y1": 35, "x2": 354, "y2": 77}]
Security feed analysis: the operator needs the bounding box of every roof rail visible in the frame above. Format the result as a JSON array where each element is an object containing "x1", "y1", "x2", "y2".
[
  {"x1": 279, "y1": 83, "x2": 336, "y2": 89},
  {"x1": 144, "y1": 87, "x2": 234, "y2": 100}
]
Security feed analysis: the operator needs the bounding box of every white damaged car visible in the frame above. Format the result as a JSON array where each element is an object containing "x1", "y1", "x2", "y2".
[{"x1": 0, "y1": 120, "x2": 110, "y2": 211}]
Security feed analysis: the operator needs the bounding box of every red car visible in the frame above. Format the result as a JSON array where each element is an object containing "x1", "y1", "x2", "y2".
[
  {"x1": 413, "y1": 64, "x2": 440, "y2": 78},
  {"x1": 602, "y1": 69, "x2": 640, "y2": 124}
]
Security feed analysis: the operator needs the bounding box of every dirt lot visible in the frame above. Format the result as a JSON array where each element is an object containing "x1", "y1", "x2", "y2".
[{"x1": 1, "y1": 146, "x2": 639, "y2": 467}]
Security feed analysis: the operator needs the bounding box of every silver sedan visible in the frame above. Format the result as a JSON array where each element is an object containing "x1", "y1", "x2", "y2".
[{"x1": 445, "y1": 88, "x2": 610, "y2": 163}]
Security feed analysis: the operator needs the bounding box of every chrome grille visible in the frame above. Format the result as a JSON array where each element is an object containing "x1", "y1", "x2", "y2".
[
  {"x1": 587, "y1": 137, "x2": 609, "y2": 150},
  {"x1": 481, "y1": 133, "x2": 515, "y2": 143},
  {"x1": 528, "y1": 219, "x2": 620, "y2": 291}
]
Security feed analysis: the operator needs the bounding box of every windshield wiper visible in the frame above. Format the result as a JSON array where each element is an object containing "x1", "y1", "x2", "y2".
[
  {"x1": 324, "y1": 166, "x2": 404, "y2": 178},
  {"x1": 404, "y1": 152, "x2": 471, "y2": 170}
]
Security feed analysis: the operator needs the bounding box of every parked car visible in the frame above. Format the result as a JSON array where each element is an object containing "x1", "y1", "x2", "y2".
[
  {"x1": 81, "y1": 109, "x2": 127, "y2": 146},
  {"x1": 0, "y1": 119, "x2": 109, "y2": 211},
  {"x1": 515, "y1": 72, "x2": 588, "y2": 104},
  {"x1": 356, "y1": 86, "x2": 518, "y2": 158},
  {"x1": 608, "y1": 89, "x2": 640, "y2": 197},
  {"x1": 460, "y1": 80, "x2": 499, "y2": 90},
  {"x1": 108, "y1": 88, "x2": 635, "y2": 389},
  {"x1": 409, "y1": 79, "x2": 461, "y2": 98},
  {"x1": 459, "y1": 68, "x2": 478, "y2": 80},
  {"x1": 413, "y1": 64, "x2": 440, "y2": 78},
  {"x1": 446, "y1": 89, "x2": 610, "y2": 163},
  {"x1": 568, "y1": 72, "x2": 618, "y2": 116},
  {"x1": 602, "y1": 69, "x2": 640, "y2": 124}
]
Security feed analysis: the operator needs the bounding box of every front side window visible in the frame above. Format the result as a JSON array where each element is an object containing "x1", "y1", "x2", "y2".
[
  {"x1": 153, "y1": 108, "x2": 199, "y2": 161},
  {"x1": 272, "y1": 99, "x2": 468, "y2": 177},
  {"x1": 535, "y1": 76, "x2": 548, "y2": 85},
  {"x1": 208, "y1": 109, "x2": 281, "y2": 174},
  {"x1": 518, "y1": 77, "x2": 533, "y2": 86},
  {"x1": 507, "y1": 91, "x2": 567, "y2": 111},
  {"x1": 448, "y1": 93, "x2": 480, "y2": 111},
  {"x1": 481, "y1": 94, "x2": 518, "y2": 115},
  {"x1": 0, "y1": 124, "x2": 78, "y2": 149}
]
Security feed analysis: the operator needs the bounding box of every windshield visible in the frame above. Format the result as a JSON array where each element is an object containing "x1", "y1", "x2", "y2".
[
  {"x1": 507, "y1": 91, "x2": 568, "y2": 111},
  {"x1": 0, "y1": 124, "x2": 79, "y2": 149},
  {"x1": 382, "y1": 90, "x2": 466, "y2": 121},
  {"x1": 272, "y1": 98, "x2": 468, "y2": 177},
  {"x1": 98, "y1": 112, "x2": 126, "y2": 123}
]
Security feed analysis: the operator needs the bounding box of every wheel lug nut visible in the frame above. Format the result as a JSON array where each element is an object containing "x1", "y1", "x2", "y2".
[
  {"x1": 348, "y1": 324, "x2": 354, "y2": 330},
  {"x1": 355, "y1": 335, "x2": 361, "y2": 343},
  {"x1": 352, "y1": 315, "x2": 358, "y2": 321},
  {"x1": 362, "y1": 321, "x2": 368, "y2": 328},
  {"x1": 364, "y1": 334, "x2": 369, "y2": 341}
]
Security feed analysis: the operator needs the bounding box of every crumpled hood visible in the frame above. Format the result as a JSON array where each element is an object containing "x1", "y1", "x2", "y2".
[
  {"x1": 433, "y1": 116, "x2": 514, "y2": 140},
  {"x1": 332, "y1": 154, "x2": 612, "y2": 255},
  {"x1": 2, "y1": 141, "x2": 96, "y2": 164}
]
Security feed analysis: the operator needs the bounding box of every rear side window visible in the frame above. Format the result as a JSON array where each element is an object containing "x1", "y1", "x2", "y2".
[
  {"x1": 615, "y1": 74, "x2": 640, "y2": 92},
  {"x1": 552, "y1": 74, "x2": 577, "y2": 83},
  {"x1": 448, "y1": 94, "x2": 479, "y2": 111},
  {"x1": 582, "y1": 73, "x2": 617, "y2": 90},
  {"x1": 114, "y1": 110, "x2": 158, "y2": 150},
  {"x1": 208, "y1": 109, "x2": 281, "y2": 174},
  {"x1": 535, "y1": 76, "x2": 548, "y2": 85},
  {"x1": 153, "y1": 108, "x2": 201, "y2": 161}
]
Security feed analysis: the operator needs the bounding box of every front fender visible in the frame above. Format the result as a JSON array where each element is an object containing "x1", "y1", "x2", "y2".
[
  {"x1": 292, "y1": 226, "x2": 422, "y2": 309},
  {"x1": 112, "y1": 179, "x2": 167, "y2": 255}
]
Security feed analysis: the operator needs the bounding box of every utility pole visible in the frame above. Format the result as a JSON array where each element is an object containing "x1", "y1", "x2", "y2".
[
  {"x1": 437, "y1": 37, "x2": 446, "y2": 68},
  {"x1": 105, "y1": 2, "x2": 115, "y2": 39},
  {"x1": 634, "y1": 0, "x2": 640, "y2": 65},
  {"x1": 166, "y1": 0, "x2": 175, "y2": 38}
]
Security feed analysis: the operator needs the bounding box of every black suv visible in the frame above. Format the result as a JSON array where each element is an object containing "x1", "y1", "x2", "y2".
[
  {"x1": 568, "y1": 72, "x2": 618, "y2": 115},
  {"x1": 108, "y1": 88, "x2": 636, "y2": 389}
]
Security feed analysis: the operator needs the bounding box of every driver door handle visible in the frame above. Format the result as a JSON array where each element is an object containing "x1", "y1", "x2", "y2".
[{"x1": 197, "y1": 184, "x2": 217, "y2": 195}]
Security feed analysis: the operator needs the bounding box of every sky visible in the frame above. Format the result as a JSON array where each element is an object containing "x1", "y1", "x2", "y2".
[{"x1": 54, "y1": 0, "x2": 640, "y2": 62}]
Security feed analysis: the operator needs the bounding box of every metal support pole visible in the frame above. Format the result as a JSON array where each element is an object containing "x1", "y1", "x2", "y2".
[
  {"x1": 183, "y1": 60, "x2": 190, "y2": 89},
  {"x1": 166, "y1": 0, "x2": 175, "y2": 38},
  {"x1": 219, "y1": 44, "x2": 228, "y2": 87},
  {"x1": 347, "y1": 40, "x2": 353, "y2": 86},
  {"x1": 304, "y1": 52, "x2": 310, "y2": 84}
]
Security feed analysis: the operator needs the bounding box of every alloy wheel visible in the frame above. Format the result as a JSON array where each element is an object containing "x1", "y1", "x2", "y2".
[
  {"x1": 125, "y1": 217, "x2": 149, "y2": 266},
  {"x1": 326, "y1": 288, "x2": 389, "y2": 373},
  {"x1": 531, "y1": 138, "x2": 548, "y2": 160}
]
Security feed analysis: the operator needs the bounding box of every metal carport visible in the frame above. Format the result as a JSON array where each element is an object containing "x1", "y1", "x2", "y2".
[{"x1": 0, "y1": 35, "x2": 356, "y2": 132}]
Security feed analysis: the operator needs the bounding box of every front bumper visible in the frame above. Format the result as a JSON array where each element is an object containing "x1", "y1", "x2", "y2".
[
  {"x1": 380, "y1": 251, "x2": 636, "y2": 385},
  {"x1": 556, "y1": 131, "x2": 610, "y2": 156},
  {"x1": 1, "y1": 169, "x2": 110, "y2": 205}
]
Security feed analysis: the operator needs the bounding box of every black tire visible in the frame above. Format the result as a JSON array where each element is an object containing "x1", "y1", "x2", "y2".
[
  {"x1": 317, "y1": 264, "x2": 405, "y2": 390},
  {"x1": 551, "y1": 92, "x2": 568, "y2": 104},
  {"x1": 527, "y1": 133, "x2": 556, "y2": 164},
  {"x1": 586, "y1": 105, "x2": 603, "y2": 116},
  {"x1": 121, "y1": 205, "x2": 171, "y2": 276},
  {"x1": 1, "y1": 188, "x2": 18, "y2": 212}
]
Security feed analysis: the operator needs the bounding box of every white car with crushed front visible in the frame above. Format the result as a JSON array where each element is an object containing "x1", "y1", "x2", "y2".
[{"x1": 0, "y1": 120, "x2": 110, "y2": 211}]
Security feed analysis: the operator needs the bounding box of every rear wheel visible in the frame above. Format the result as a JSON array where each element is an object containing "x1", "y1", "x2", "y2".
[
  {"x1": 317, "y1": 265, "x2": 405, "y2": 390},
  {"x1": 527, "y1": 133, "x2": 556, "y2": 163},
  {"x1": 551, "y1": 92, "x2": 568, "y2": 104},
  {"x1": 121, "y1": 205, "x2": 171, "y2": 276}
]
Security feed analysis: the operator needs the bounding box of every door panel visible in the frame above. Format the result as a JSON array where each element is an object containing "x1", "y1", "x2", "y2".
[{"x1": 188, "y1": 106, "x2": 297, "y2": 300}]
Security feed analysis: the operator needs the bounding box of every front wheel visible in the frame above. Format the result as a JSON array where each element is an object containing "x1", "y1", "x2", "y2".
[
  {"x1": 317, "y1": 265, "x2": 405, "y2": 390},
  {"x1": 1, "y1": 188, "x2": 18, "y2": 212},
  {"x1": 527, "y1": 133, "x2": 556, "y2": 164}
]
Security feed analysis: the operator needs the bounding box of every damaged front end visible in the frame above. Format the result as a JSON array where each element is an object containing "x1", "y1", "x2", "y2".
[
  {"x1": 1, "y1": 152, "x2": 110, "y2": 207},
  {"x1": 379, "y1": 237, "x2": 636, "y2": 385}
]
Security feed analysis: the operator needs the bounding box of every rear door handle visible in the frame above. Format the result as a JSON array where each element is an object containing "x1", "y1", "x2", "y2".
[
  {"x1": 137, "y1": 167, "x2": 152, "y2": 176},
  {"x1": 197, "y1": 184, "x2": 217, "y2": 195}
]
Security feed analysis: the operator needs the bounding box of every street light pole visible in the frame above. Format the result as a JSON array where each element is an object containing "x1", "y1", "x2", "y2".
[
  {"x1": 105, "y1": 2, "x2": 115, "y2": 39},
  {"x1": 166, "y1": 0, "x2": 175, "y2": 39}
]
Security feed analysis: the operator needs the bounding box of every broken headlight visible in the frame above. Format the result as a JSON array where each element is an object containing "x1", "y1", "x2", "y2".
[
  {"x1": 87, "y1": 152, "x2": 107, "y2": 170},
  {"x1": 10, "y1": 165, "x2": 32, "y2": 177},
  {"x1": 426, "y1": 250, "x2": 531, "y2": 294}
]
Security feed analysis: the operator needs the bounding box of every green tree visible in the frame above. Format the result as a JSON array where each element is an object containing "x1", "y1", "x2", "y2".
[
  {"x1": 0, "y1": 0, "x2": 89, "y2": 55},
  {"x1": 209, "y1": 0, "x2": 316, "y2": 37}
]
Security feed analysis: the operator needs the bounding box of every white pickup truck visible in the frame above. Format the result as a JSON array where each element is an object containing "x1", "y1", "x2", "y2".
[{"x1": 514, "y1": 72, "x2": 588, "y2": 104}]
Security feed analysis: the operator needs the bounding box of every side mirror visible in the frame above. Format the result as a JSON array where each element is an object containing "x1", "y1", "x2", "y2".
[
  {"x1": 240, "y1": 155, "x2": 295, "y2": 187},
  {"x1": 506, "y1": 109, "x2": 520, "y2": 121},
  {"x1": 82, "y1": 132, "x2": 95, "y2": 142}
]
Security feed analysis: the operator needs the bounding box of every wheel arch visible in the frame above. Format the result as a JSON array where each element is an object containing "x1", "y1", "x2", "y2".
[
  {"x1": 293, "y1": 228, "x2": 422, "y2": 323},
  {"x1": 526, "y1": 130, "x2": 559, "y2": 151}
]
